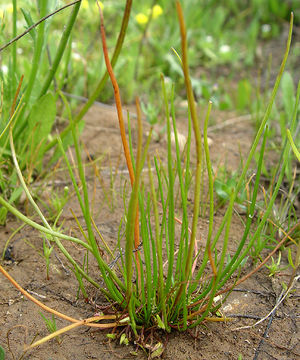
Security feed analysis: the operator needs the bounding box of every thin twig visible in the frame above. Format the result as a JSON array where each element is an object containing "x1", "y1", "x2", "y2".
[
  {"x1": 233, "y1": 274, "x2": 300, "y2": 331},
  {"x1": 252, "y1": 312, "x2": 275, "y2": 360},
  {"x1": 230, "y1": 314, "x2": 262, "y2": 320},
  {"x1": 26, "y1": 289, "x2": 47, "y2": 299}
]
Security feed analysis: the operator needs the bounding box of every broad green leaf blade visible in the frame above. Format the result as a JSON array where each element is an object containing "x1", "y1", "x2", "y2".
[
  {"x1": 50, "y1": 120, "x2": 85, "y2": 165},
  {"x1": 21, "y1": 8, "x2": 37, "y2": 42},
  {"x1": 27, "y1": 93, "x2": 56, "y2": 163}
]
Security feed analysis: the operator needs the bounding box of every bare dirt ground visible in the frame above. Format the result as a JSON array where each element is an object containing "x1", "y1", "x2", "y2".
[{"x1": 0, "y1": 100, "x2": 299, "y2": 360}]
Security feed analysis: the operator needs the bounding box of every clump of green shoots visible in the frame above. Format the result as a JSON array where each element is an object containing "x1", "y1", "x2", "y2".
[
  {"x1": 0, "y1": 1, "x2": 297, "y2": 354},
  {"x1": 39, "y1": 313, "x2": 62, "y2": 344},
  {"x1": 265, "y1": 251, "x2": 289, "y2": 277},
  {"x1": 38, "y1": 185, "x2": 70, "y2": 222}
]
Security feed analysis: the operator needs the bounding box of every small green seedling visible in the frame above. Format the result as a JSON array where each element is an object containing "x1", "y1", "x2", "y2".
[
  {"x1": 37, "y1": 186, "x2": 70, "y2": 221},
  {"x1": 119, "y1": 333, "x2": 129, "y2": 346},
  {"x1": 281, "y1": 281, "x2": 296, "y2": 299},
  {"x1": 155, "y1": 314, "x2": 165, "y2": 330},
  {"x1": 265, "y1": 252, "x2": 289, "y2": 277},
  {"x1": 42, "y1": 238, "x2": 54, "y2": 280},
  {"x1": 49, "y1": 186, "x2": 70, "y2": 220},
  {"x1": 141, "y1": 100, "x2": 160, "y2": 126},
  {"x1": 214, "y1": 169, "x2": 247, "y2": 211},
  {"x1": 149, "y1": 342, "x2": 164, "y2": 359},
  {"x1": 287, "y1": 247, "x2": 297, "y2": 270},
  {"x1": 106, "y1": 333, "x2": 117, "y2": 340},
  {"x1": 39, "y1": 313, "x2": 61, "y2": 344}
]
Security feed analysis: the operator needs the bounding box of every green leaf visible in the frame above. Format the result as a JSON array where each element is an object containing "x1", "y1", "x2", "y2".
[
  {"x1": 50, "y1": 120, "x2": 85, "y2": 165},
  {"x1": 151, "y1": 342, "x2": 164, "y2": 359},
  {"x1": 130, "y1": 351, "x2": 138, "y2": 356},
  {"x1": 119, "y1": 333, "x2": 129, "y2": 346},
  {"x1": 27, "y1": 93, "x2": 56, "y2": 163},
  {"x1": 287, "y1": 129, "x2": 300, "y2": 162},
  {"x1": 9, "y1": 187, "x2": 23, "y2": 204},
  {"x1": 287, "y1": 248, "x2": 295, "y2": 269},
  {"x1": 21, "y1": 8, "x2": 36, "y2": 42},
  {"x1": 215, "y1": 179, "x2": 230, "y2": 201},
  {"x1": 0, "y1": 344, "x2": 5, "y2": 360},
  {"x1": 155, "y1": 314, "x2": 165, "y2": 330},
  {"x1": 0, "y1": 208, "x2": 8, "y2": 226},
  {"x1": 240, "y1": 256, "x2": 248, "y2": 268},
  {"x1": 281, "y1": 71, "x2": 295, "y2": 120}
]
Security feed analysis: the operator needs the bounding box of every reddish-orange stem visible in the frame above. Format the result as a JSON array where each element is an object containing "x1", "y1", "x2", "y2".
[
  {"x1": 208, "y1": 247, "x2": 217, "y2": 277},
  {"x1": 98, "y1": 4, "x2": 142, "y2": 291},
  {"x1": 99, "y1": 7, "x2": 134, "y2": 185},
  {"x1": 0, "y1": 264, "x2": 118, "y2": 328}
]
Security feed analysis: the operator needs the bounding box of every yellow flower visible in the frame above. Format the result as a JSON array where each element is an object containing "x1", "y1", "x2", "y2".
[
  {"x1": 81, "y1": 0, "x2": 104, "y2": 12},
  {"x1": 5, "y1": 5, "x2": 13, "y2": 14},
  {"x1": 152, "y1": 4, "x2": 163, "y2": 19},
  {"x1": 135, "y1": 13, "x2": 149, "y2": 25},
  {"x1": 81, "y1": 0, "x2": 89, "y2": 10},
  {"x1": 0, "y1": 4, "x2": 14, "y2": 18}
]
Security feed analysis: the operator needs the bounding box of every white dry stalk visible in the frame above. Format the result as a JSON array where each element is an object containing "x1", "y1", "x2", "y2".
[{"x1": 233, "y1": 274, "x2": 300, "y2": 331}]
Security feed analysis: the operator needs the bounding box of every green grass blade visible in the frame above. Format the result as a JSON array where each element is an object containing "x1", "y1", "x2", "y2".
[
  {"x1": 191, "y1": 13, "x2": 294, "y2": 295},
  {"x1": 161, "y1": 75, "x2": 175, "y2": 293},
  {"x1": 219, "y1": 139, "x2": 290, "y2": 289},
  {"x1": 174, "y1": 1, "x2": 203, "y2": 307},
  {"x1": 44, "y1": 0, "x2": 133, "y2": 153},
  {"x1": 139, "y1": 189, "x2": 153, "y2": 322},
  {"x1": 220, "y1": 126, "x2": 268, "y2": 280},
  {"x1": 287, "y1": 129, "x2": 300, "y2": 161},
  {"x1": 203, "y1": 102, "x2": 214, "y2": 245},
  {"x1": 148, "y1": 157, "x2": 168, "y2": 329},
  {"x1": 39, "y1": 1, "x2": 81, "y2": 97},
  {"x1": 170, "y1": 84, "x2": 189, "y2": 281},
  {"x1": 11, "y1": 0, "x2": 17, "y2": 97}
]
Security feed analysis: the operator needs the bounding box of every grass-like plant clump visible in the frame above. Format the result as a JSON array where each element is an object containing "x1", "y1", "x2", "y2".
[{"x1": 0, "y1": 0, "x2": 299, "y2": 357}]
